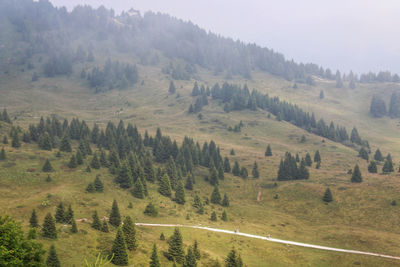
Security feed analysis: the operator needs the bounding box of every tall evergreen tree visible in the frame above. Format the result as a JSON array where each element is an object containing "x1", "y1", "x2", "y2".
[
  {"x1": 232, "y1": 161, "x2": 240, "y2": 176},
  {"x1": 11, "y1": 132, "x2": 21, "y2": 148},
  {"x1": 59, "y1": 134, "x2": 71, "y2": 152},
  {"x1": 65, "y1": 205, "x2": 74, "y2": 224},
  {"x1": 131, "y1": 178, "x2": 145, "y2": 199},
  {"x1": 252, "y1": 162, "x2": 259, "y2": 178},
  {"x1": 90, "y1": 152, "x2": 101, "y2": 169},
  {"x1": 183, "y1": 246, "x2": 197, "y2": 267},
  {"x1": 370, "y1": 95, "x2": 387, "y2": 117},
  {"x1": 76, "y1": 149, "x2": 83, "y2": 165},
  {"x1": 109, "y1": 200, "x2": 121, "y2": 227},
  {"x1": 29, "y1": 209, "x2": 39, "y2": 228},
  {"x1": 185, "y1": 175, "x2": 194, "y2": 190},
  {"x1": 209, "y1": 165, "x2": 219, "y2": 185},
  {"x1": 0, "y1": 147, "x2": 5, "y2": 160},
  {"x1": 42, "y1": 213, "x2": 57, "y2": 239},
  {"x1": 374, "y1": 149, "x2": 384, "y2": 161},
  {"x1": 46, "y1": 245, "x2": 61, "y2": 267},
  {"x1": 101, "y1": 220, "x2": 109, "y2": 233},
  {"x1": 382, "y1": 158, "x2": 394, "y2": 173},
  {"x1": 68, "y1": 155, "x2": 77, "y2": 168},
  {"x1": 211, "y1": 186, "x2": 221, "y2": 204},
  {"x1": 358, "y1": 147, "x2": 369, "y2": 161},
  {"x1": 91, "y1": 211, "x2": 101, "y2": 230},
  {"x1": 158, "y1": 174, "x2": 172, "y2": 197},
  {"x1": 116, "y1": 163, "x2": 133, "y2": 189},
  {"x1": 222, "y1": 193, "x2": 230, "y2": 207},
  {"x1": 55, "y1": 203, "x2": 65, "y2": 223},
  {"x1": 240, "y1": 167, "x2": 248, "y2": 179},
  {"x1": 305, "y1": 153, "x2": 312, "y2": 166},
  {"x1": 298, "y1": 158, "x2": 310, "y2": 180},
  {"x1": 168, "y1": 228, "x2": 185, "y2": 264},
  {"x1": 122, "y1": 216, "x2": 137, "y2": 251},
  {"x1": 193, "y1": 240, "x2": 201, "y2": 260},
  {"x1": 94, "y1": 176, "x2": 104, "y2": 192},
  {"x1": 322, "y1": 188, "x2": 333, "y2": 203},
  {"x1": 265, "y1": 144, "x2": 272, "y2": 156},
  {"x1": 368, "y1": 161, "x2": 378, "y2": 173},
  {"x1": 38, "y1": 132, "x2": 52, "y2": 150},
  {"x1": 42, "y1": 159, "x2": 53, "y2": 172},
  {"x1": 149, "y1": 244, "x2": 161, "y2": 267},
  {"x1": 143, "y1": 202, "x2": 158, "y2": 217},
  {"x1": 225, "y1": 248, "x2": 242, "y2": 267},
  {"x1": 314, "y1": 150, "x2": 321, "y2": 162},
  {"x1": 223, "y1": 157, "x2": 231, "y2": 172},
  {"x1": 221, "y1": 210, "x2": 228, "y2": 221},
  {"x1": 71, "y1": 218, "x2": 78, "y2": 233},
  {"x1": 351, "y1": 164, "x2": 362, "y2": 183},
  {"x1": 169, "y1": 80, "x2": 176, "y2": 94},
  {"x1": 175, "y1": 180, "x2": 186, "y2": 204},
  {"x1": 111, "y1": 228, "x2": 129, "y2": 266}
]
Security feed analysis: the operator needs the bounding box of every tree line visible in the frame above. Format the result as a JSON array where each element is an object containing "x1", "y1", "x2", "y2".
[{"x1": 369, "y1": 92, "x2": 400, "y2": 118}]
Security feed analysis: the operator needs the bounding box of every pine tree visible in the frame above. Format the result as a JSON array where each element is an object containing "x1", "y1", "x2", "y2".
[
  {"x1": 230, "y1": 149, "x2": 235, "y2": 155},
  {"x1": 42, "y1": 159, "x2": 53, "y2": 172},
  {"x1": 100, "y1": 149, "x2": 108, "y2": 167},
  {"x1": 71, "y1": 218, "x2": 78, "y2": 233},
  {"x1": 59, "y1": 134, "x2": 71, "y2": 152},
  {"x1": 351, "y1": 164, "x2": 362, "y2": 183},
  {"x1": 27, "y1": 227, "x2": 37, "y2": 240},
  {"x1": 382, "y1": 158, "x2": 394, "y2": 173},
  {"x1": 116, "y1": 163, "x2": 132, "y2": 189},
  {"x1": 143, "y1": 202, "x2": 158, "y2": 217},
  {"x1": 101, "y1": 220, "x2": 109, "y2": 233},
  {"x1": 111, "y1": 228, "x2": 129, "y2": 266},
  {"x1": 93, "y1": 176, "x2": 104, "y2": 192},
  {"x1": 222, "y1": 210, "x2": 228, "y2": 221},
  {"x1": 218, "y1": 164, "x2": 224, "y2": 180},
  {"x1": 210, "y1": 211, "x2": 217, "y2": 221},
  {"x1": 193, "y1": 194, "x2": 204, "y2": 213},
  {"x1": 76, "y1": 149, "x2": 83, "y2": 165},
  {"x1": 38, "y1": 132, "x2": 52, "y2": 150},
  {"x1": 86, "y1": 183, "x2": 95, "y2": 193},
  {"x1": 160, "y1": 233, "x2": 165, "y2": 240},
  {"x1": 265, "y1": 144, "x2": 272, "y2": 156},
  {"x1": 0, "y1": 147, "x2": 5, "y2": 160},
  {"x1": 91, "y1": 211, "x2": 101, "y2": 230},
  {"x1": 370, "y1": 95, "x2": 387, "y2": 117},
  {"x1": 91, "y1": 152, "x2": 101, "y2": 169},
  {"x1": 168, "y1": 228, "x2": 185, "y2": 263},
  {"x1": 158, "y1": 174, "x2": 172, "y2": 197},
  {"x1": 223, "y1": 157, "x2": 231, "y2": 172},
  {"x1": 322, "y1": 188, "x2": 333, "y2": 203},
  {"x1": 183, "y1": 246, "x2": 197, "y2": 267},
  {"x1": 211, "y1": 186, "x2": 221, "y2": 204},
  {"x1": 368, "y1": 161, "x2": 378, "y2": 173},
  {"x1": 175, "y1": 180, "x2": 186, "y2": 204},
  {"x1": 42, "y1": 213, "x2": 57, "y2": 239},
  {"x1": 109, "y1": 200, "x2": 121, "y2": 227},
  {"x1": 225, "y1": 248, "x2": 242, "y2": 267},
  {"x1": 55, "y1": 203, "x2": 65, "y2": 224},
  {"x1": 240, "y1": 167, "x2": 248, "y2": 179},
  {"x1": 122, "y1": 216, "x2": 137, "y2": 251},
  {"x1": 11, "y1": 132, "x2": 21, "y2": 148},
  {"x1": 252, "y1": 162, "x2": 259, "y2": 178},
  {"x1": 150, "y1": 244, "x2": 161, "y2": 267},
  {"x1": 374, "y1": 149, "x2": 384, "y2": 161},
  {"x1": 46, "y1": 175, "x2": 52, "y2": 182},
  {"x1": 298, "y1": 158, "x2": 310, "y2": 180},
  {"x1": 319, "y1": 90, "x2": 325, "y2": 99},
  {"x1": 209, "y1": 165, "x2": 219, "y2": 186},
  {"x1": 169, "y1": 80, "x2": 176, "y2": 94},
  {"x1": 68, "y1": 155, "x2": 77, "y2": 168},
  {"x1": 222, "y1": 193, "x2": 230, "y2": 207},
  {"x1": 29, "y1": 209, "x2": 39, "y2": 228},
  {"x1": 358, "y1": 147, "x2": 369, "y2": 161},
  {"x1": 85, "y1": 165, "x2": 91, "y2": 172},
  {"x1": 131, "y1": 178, "x2": 145, "y2": 199},
  {"x1": 65, "y1": 205, "x2": 74, "y2": 224},
  {"x1": 314, "y1": 150, "x2": 321, "y2": 162},
  {"x1": 193, "y1": 240, "x2": 201, "y2": 260},
  {"x1": 2, "y1": 135, "x2": 8, "y2": 144},
  {"x1": 305, "y1": 153, "x2": 312, "y2": 166},
  {"x1": 46, "y1": 245, "x2": 61, "y2": 267},
  {"x1": 185, "y1": 175, "x2": 193, "y2": 190}
]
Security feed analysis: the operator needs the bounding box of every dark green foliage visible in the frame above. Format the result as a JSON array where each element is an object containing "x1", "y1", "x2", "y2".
[
  {"x1": 160, "y1": 233, "x2": 165, "y2": 240},
  {"x1": 128, "y1": 202, "x2": 133, "y2": 209},
  {"x1": 223, "y1": 157, "x2": 231, "y2": 172},
  {"x1": 27, "y1": 228, "x2": 37, "y2": 240},
  {"x1": 86, "y1": 183, "x2": 95, "y2": 193},
  {"x1": 158, "y1": 174, "x2": 172, "y2": 197},
  {"x1": 391, "y1": 200, "x2": 397, "y2": 206},
  {"x1": 2, "y1": 136, "x2": 8, "y2": 144},
  {"x1": 144, "y1": 202, "x2": 158, "y2": 217},
  {"x1": 209, "y1": 165, "x2": 219, "y2": 185},
  {"x1": 71, "y1": 219, "x2": 78, "y2": 233},
  {"x1": 42, "y1": 213, "x2": 57, "y2": 239},
  {"x1": 168, "y1": 228, "x2": 185, "y2": 264},
  {"x1": 185, "y1": 175, "x2": 194, "y2": 190},
  {"x1": 122, "y1": 216, "x2": 137, "y2": 251},
  {"x1": 319, "y1": 90, "x2": 324, "y2": 99},
  {"x1": 221, "y1": 210, "x2": 228, "y2": 221},
  {"x1": 230, "y1": 149, "x2": 235, "y2": 155},
  {"x1": 225, "y1": 248, "x2": 243, "y2": 267},
  {"x1": 131, "y1": 178, "x2": 145, "y2": 199},
  {"x1": 322, "y1": 188, "x2": 333, "y2": 203},
  {"x1": 305, "y1": 153, "x2": 312, "y2": 166},
  {"x1": 150, "y1": 244, "x2": 161, "y2": 267},
  {"x1": 90, "y1": 152, "x2": 101, "y2": 169},
  {"x1": 11, "y1": 132, "x2": 21, "y2": 148},
  {"x1": 218, "y1": 164, "x2": 225, "y2": 180},
  {"x1": 111, "y1": 228, "x2": 129, "y2": 266},
  {"x1": 370, "y1": 95, "x2": 387, "y2": 117},
  {"x1": 46, "y1": 175, "x2": 52, "y2": 182},
  {"x1": 76, "y1": 149, "x2": 83, "y2": 165},
  {"x1": 59, "y1": 135, "x2": 71, "y2": 152},
  {"x1": 316, "y1": 161, "x2": 321, "y2": 169},
  {"x1": 99, "y1": 149, "x2": 108, "y2": 167},
  {"x1": 86, "y1": 165, "x2": 91, "y2": 172},
  {"x1": 193, "y1": 194, "x2": 204, "y2": 214},
  {"x1": 211, "y1": 186, "x2": 221, "y2": 204},
  {"x1": 29, "y1": 209, "x2": 39, "y2": 228},
  {"x1": 46, "y1": 245, "x2": 61, "y2": 267},
  {"x1": 1, "y1": 109, "x2": 11, "y2": 123},
  {"x1": 298, "y1": 159, "x2": 310, "y2": 179},
  {"x1": 382, "y1": 158, "x2": 394, "y2": 173},
  {"x1": 94, "y1": 176, "x2": 104, "y2": 192},
  {"x1": 38, "y1": 132, "x2": 52, "y2": 150},
  {"x1": 358, "y1": 147, "x2": 369, "y2": 161},
  {"x1": 389, "y1": 92, "x2": 400, "y2": 118},
  {"x1": 55, "y1": 203, "x2": 65, "y2": 223},
  {"x1": 240, "y1": 167, "x2": 248, "y2": 179},
  {"x1": 101, "y1": 220, "x2": 109, "y2": 233},
  {"x1": 374, "y1": 149, "x2": 384, "y2": 161},
  {"x1": 42, "y1": 159, "x2": 53, "y2": 172},
  {"x1": 91, "y1": 211, "x2": 101, "y2": 230},
  {"x1": 351, "y1": 164, "x2": 362, "y2": 183},
  {"x1": 252, "y1": 162, "x2": 259, "y2": 178},
  {"x1": 109, "y1": 200, "x2": 121, "y2": 227},
  {"x1": 368, "y1": 161, "x2": 377, "y2": 173},
  {"x1": 68, "y1": 155, "x2": 77, "y2": 168},
  {"x1": 175, "y1": 180, "x2": 186, "y2": 204},
  {"x1": 183, "y1": 246, "x2": 197, "y2": 267},
  {"x1": 0, "y1": 215, "x2": 45, "y2": 266},
  {"x1": 64, "y1": 205, "x2": 73, "y2": 224},
  {"x1": 0, "y1": 147, "x2": 5, "y2": 160},
  {"x1": 222, "y1": 194, "x2": 230, "y2": 207},
  {"x1": 193, "y1": 240, "x2": 201, "y2": 260},
  {"x1": 314, "y1": 150, "x2": 321, "y2": 162},
  {"x1": 115, "y1": 163, "x2": 132, "y2": 189},
  {"x1": 169, "y1": 81, "x2": 176, "y2": 94},
  {"x1": 277, "y1": 152, "x2": 309, "y2": 181},
  {"x1": 265, "y1": 144, "x2": 272, "y2": 156}
]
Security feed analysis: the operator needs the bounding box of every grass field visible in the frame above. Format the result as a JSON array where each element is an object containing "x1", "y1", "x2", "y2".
[{"x1": 1, "y1": 58, "x2": 400, "y2": 266}]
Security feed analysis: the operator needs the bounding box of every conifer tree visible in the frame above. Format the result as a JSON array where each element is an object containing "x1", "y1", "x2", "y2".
[
  {"x1": 131, "y1": 178, "x2": 145, "y2": 199},
  {"x1": 319, "y1": 90, "x2": 325, "y2": 99},
  {"x1": 305, "y1": 153, "x2": 312, "y2": 166},
  {"x1": 100, "y1": 149, "x2": 108, "y2": 167},
  {"x1": 223, "y1": 157, "x2": 231, "y2": 172},
  {"x1": 38, "y1": 133, "x2": 52, "y2": 150},
  {"x1": 252, "y1": 162, "x2": 259, "y2": 178},
  {"x1": 122, "y1": 216, "x2": 137, "y2": 251},
  {"x1": 265, "y1": 144, "x2": 272, "y2": 156},
  {"x1": 295, "y1": 153, "x2": 300, "y2": 162},
  {"x1": 322, "y1": 188, "x2": 333, "y2": 203},
  {"x1": 166, "y1": 156, "x2": 178, "y2": 189},
  {"x1": 101, "y1": 220, "x2": 109, "y2": 233},
  {"x1": 211, "y1": 186, "x2": 221, "y2": 204},
  {"x1": 91, "y1": 152, "x2": 101, "y2": 169},
  {"x1": 91, "y1": 211, "x2": 101, "y2": 230},
  {"x1": 230, "y1": 149, "x2": 235, "y2": 155},
  {"x1": 71, "y1": 218, "x2": 78, "y2": 233},
  {"x1": 116, "y1": 163, "x2": 133, "y2": 189},
  {"x1": 374, "y1": 149, "x2": 384, "y2": 161},
  {"x1": 175, "y1": 180, "x2": 186, "y2": 204},
  {"x1": 358, "y1": 147, "x2": 369, "y2": 161},
  {"x1": 368, "y1": 161, "x2": 378, "y2": 173},
  {"x1": 86, "y1": 183, "x2": 95, "y2": 193},
  {"x1": 143, "y1": 202, "x2": 158, "y2": 217},
  {"x1": 168, "y1": 228, "x2": 185, "y2": 264},
  {"x1": 193, "y1": 240, "x2": 201, "y2": 260},
  {"x1": 11, "y1": 132, "x2": 20, "y2": 148},
  {"x1": 29, "y1": 209, "x2": 39, "y2": 228},
  {"x1": 158, "y1": 174, "x2": 172, "y2": 197},
  {"x1": 209, "y1": 165, "x2": 219, "y2": 185},
  {"x1": 298, "y1": 158, "x2": 310, "y2": 180},
  {"x1": 160, "y1": 233, "x2": 165, "y2": 240},
  {"x1": 85, "y1": 165, "x2": 91, "y2": 172},
  {"x1": 314, "y1": 150, "x2": 321, "y2": 162},
  {"x1": 2, "y1": 135, "x2": 8, "y2": 144},
  {"x1": 76, "y1": 149, "x2": 83, "y2": 165},
  {"x1": 42, "y1": 213, "x2": 57, "y2": 239},
  {"x1": 218, "y1": 164, "x2": 225, "y2": 180},
  {"x1": 240, "y1": 167, "x2": 248, "y2": 179},
  {"x1": 65, "y1": 205, "x2": 74, "y2": 224},
  {"x1": 59, "y1": 134, "x2": 71, "y2": 152},
  {"x1": 0, "y1": 147, "x2": 5, "y2": 160},
  {"x1": 42, "y1": 159, "x2": 54, "y2": 172},
  {"x1": 68, "y1": 155, "x2": 77, "y2": 168},
  {"x1": 169, "y1": 81, "x2": 176, "y2": 94},
  {"x1": 94, "y1": 176, "x2": 104, "y2": 192},
  {"x1": 222, "y1": 193, "x2": 230, "y2": 207},
  {"x1": 183, "y1": 246, "x2": 197, "y2": 267},
  {"x1": 55, "y1": 203, "x2": 65, "y2": 224},
  {"x1": 222, "y1": 210, "x2": 228, "y2": 221},
  {"x1": 46, "y1": 245, "x2": 61, "y2": 267},
  {"x1": 150, "y1": 244, "x2": 161, "y2": 267},
  {"x1": 382, "y1": 158, "x2": 394, "y2": 173},
  {"x1": 46, "y1": 174, "x2": 52, "y2": 182},
  {"x1": 232, "y1": 161, "x2": 240, "y2": 176},
  {"x1": 27, "y1": 227, "x2": 37, "y2": 240},
  {"x1": 225, "y1": 248, "x2": 242, "y2": 267},
  {"x1": 111, "y1": 227, "x2": 129, "y2": 266},
  {"x1": 109, "y1": 200, "x2": 121, "y2": 227},
  {"x1": 351, "y1": 164, "x2": 362, "y2": 183},
  {"x1": 185, "y1": 175, "x2": 193, "y2": 190},
  {"x1": 193, "y1": 194, "x2": 204, "y2": 213}
]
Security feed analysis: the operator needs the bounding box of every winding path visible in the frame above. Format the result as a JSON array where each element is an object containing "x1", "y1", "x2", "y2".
[{"x1": 135, "y1": 223, "x2": 400, "y2": 261}]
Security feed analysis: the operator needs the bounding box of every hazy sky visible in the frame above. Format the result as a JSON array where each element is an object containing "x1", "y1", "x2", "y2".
[{"x1": 50, "y1": 0, "x2": 400, "y2": 74}]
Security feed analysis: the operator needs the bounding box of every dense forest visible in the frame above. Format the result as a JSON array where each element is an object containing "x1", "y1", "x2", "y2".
[{"x1": 0, "y1": 0, "x2": 398, "y2": 85}]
